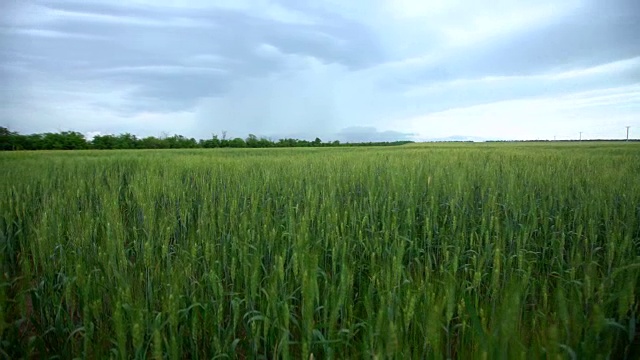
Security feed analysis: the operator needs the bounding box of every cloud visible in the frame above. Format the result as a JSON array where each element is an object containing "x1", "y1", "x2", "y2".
[
  {"x1": 335, "y1": 126, "x2": 416, "y2": 143},
  {"x1": 1, "y1": 0, "x2": 639, "y2": 140},
  {"x1": 403, "y1": 84, "x2": 640, "y2": 141},
  {"x1": 192, "y1": 57, "x2": 347, "y2": 140},
  {"x1": 95, "y1": 65, "x2": 227, "y2": 75},
  {"x1": 0, "y1": 27, "x2": 107, "y2": 40},
  {"x1": 402, "y1": 57, "x2": 640, "y2": 108}
]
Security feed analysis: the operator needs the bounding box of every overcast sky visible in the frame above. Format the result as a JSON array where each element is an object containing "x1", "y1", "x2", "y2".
[{"x1": 1, "y1": 0, "x2": 639, "y2": 141}]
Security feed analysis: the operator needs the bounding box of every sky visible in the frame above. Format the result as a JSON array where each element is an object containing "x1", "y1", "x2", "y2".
[{"x1": 1, "y1": 0, "x2": 639, "y2": 142}]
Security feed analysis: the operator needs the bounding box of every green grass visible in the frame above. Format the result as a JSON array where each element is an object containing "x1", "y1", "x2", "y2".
[{"x1": 2, "y1": 143, "x2": 639, "y2": 359}]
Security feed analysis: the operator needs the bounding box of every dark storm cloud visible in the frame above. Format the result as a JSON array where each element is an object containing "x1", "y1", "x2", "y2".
[
  {"x1": 2, "y1": 0, "x2": 384, "y2": 113},
  {"x1": 90, "y1": 69, "x2": 231, "y2": 113},
  {"x1": 5, "y1": 1, "x2": 377, "y2": 111}
]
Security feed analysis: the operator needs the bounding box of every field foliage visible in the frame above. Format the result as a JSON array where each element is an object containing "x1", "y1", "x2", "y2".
[{"x1": 2, "y1": 143, "x2": 639, "y2": 359}]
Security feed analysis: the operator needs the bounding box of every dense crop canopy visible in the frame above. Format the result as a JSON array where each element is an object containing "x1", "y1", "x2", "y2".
[{"x1": 1, "y1": 143, "x2": 639, "y2": 359}]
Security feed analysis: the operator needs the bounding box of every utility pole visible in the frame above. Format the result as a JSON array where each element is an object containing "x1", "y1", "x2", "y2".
[{"x1": 626, "y1": 126, "x2": 630, "y2": 141}]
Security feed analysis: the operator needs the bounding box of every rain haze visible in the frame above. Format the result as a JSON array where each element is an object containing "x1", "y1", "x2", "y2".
[{"x1": 1, "y1": 0, "x2": 639, "y2": 142}]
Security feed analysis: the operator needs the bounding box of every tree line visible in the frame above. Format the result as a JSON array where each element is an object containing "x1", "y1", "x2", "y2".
[{"x1": 0, "y1": 127, "x2": 413, "y2": 151}]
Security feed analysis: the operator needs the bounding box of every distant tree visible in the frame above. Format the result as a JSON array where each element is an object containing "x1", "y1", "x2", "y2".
[
  {"x1": 276, "y1": 138, "x2": 292, "y2": 147},
  {"x1": 298, "y1": 139, "x2": 310, "y2": 147},
  {"x1": 257, "y1": 136, "x2": 273, "y2": 148},
  {"x1": 139, "y1": 136, "x2": 168, "y2": 149},
  {"x1": 200, "y1": 134, "x2": 220, "y2": 148},
  {"x1": 0, "y1": 128, "x2": 414, "y2": 151},
  {"x1": 40, "y1": 131, "x2": 87, "y2": 150},
  {"x1": 229, "y1": 137, "x2": 246, "y2": 148},
  {"x1": 92, "y1": 135, "x2": 117, "y2": 149},
  {"x1": 164, "y1": 135, "x2": 197, "y2": 149},
  {"x1": 114, "y1": 133, "x2": 139, "y2": 149},
  {"x1": 0, "y1": 127, "x2": 18, "y2": 150},
  {"x1": 23, "y1": 134, "x2": 44, "y2": 150},
  {"x1": 246, "y1": 134, "x2": 259, "y2": 148}
]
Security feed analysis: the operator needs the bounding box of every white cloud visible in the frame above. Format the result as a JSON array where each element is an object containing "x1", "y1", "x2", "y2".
[
  {"x1": 0, "y1": 2, "x2": 57, "y2": 26},
  {"x1": 2, "y1": 3, "x2": 217, "y2": 28},
  {"x1": 255, "y1": 43, "x2": 283, "y2": 58},
  {"x1": 95, "y1": 65, "x2": 227, "y2": 75},
  {"x1": 401, "y1": 85, "x2": 640, "y2": 140},
  {"x1": 138, "y1": 0, "x2": 318, "y2": 24},
  {"x1": 385, "y1": 0, "x2": 457, "y2": 19},
  {"x1": 548, "y1": 56, "x2": 640, "y2": 80},
  {"x1": 182, "y1": 54, "x2": 229, "y2": 66},
  {"x1": 377, "y1": 0, "x2": 584, "y2": 60},
  {"x1": 0, "y1": 27, "x2": 106, "y2": 40},
  {"x1": 46, "y1": 7, "x2": 174, "y2": 26},
  {"x1": 402, "y1": 56, "x2": 640, "y2": 98},
  {"x1": 259, "y1": 3, "x2": 317, "y2": 24}
]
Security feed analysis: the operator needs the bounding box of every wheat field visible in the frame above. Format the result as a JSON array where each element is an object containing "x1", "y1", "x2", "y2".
[{"x1": 2, "y1": 142, "x2": 639, "y2": 359}]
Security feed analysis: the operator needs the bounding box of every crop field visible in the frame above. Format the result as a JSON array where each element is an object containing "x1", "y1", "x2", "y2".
[{"x1": 1, "y1": 142, "x2": 639, "y2": 359}]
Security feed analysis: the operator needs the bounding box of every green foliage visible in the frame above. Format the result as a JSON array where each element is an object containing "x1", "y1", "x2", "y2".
[
  {"x1": 0, "y1": 127, "x2": 415, "y2": 151},
  {"x1": 3, "y1": 126, "x2": 639, "y2": 152},
  {"x1": 92, "y1": 133, "x2": 140, "y2": 149},
  {"x1": 0, "y1": 128, "x2": 88, "y2": 150},
  {"x1": 1, "y1": 143, "x2": 639, "y2": 359},
  {"x1": 0, "y1": 127, "x2": 18, "y2": 150}
]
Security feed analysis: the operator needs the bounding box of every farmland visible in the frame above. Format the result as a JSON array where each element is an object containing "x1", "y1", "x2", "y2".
[{"x1": 1, "y1": 142, "x2": 639, "y2": 359}]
